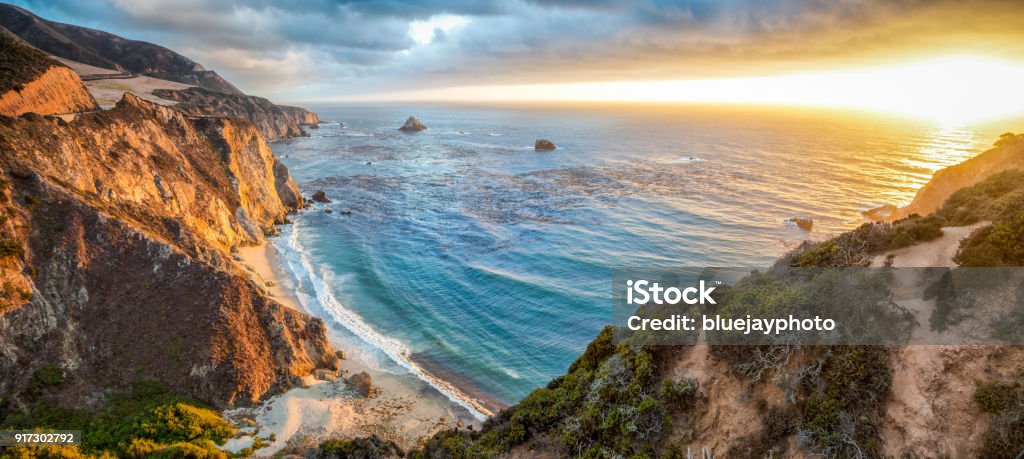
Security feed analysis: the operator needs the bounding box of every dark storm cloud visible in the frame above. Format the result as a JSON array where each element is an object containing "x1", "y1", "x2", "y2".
[{"x1": 8, "y1": 0, "x2": 1024, "y2": 100}]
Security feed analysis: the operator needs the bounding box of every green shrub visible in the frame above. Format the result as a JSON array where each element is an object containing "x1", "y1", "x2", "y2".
[
  {"x1": 797, "y1": 346, "x2": 890, "y2": 458},
  {"x1": 973, "y1": 379, "x2": 1024, "y2": 458},
  {"x1": 956, "y1": 190, "x2": 1024, "y2": 266},
  {"x1": 891, "y1": 214, "x2": 945, "y2": 248},
  {"x1": 145, "y1": 440, "x2": 227, "y2": 458},
  {"x1": 26, "y1": 366, "x2": 64, "y2": 399},
  {"x1": 2, "y1": 381, "x2": 235, "y2": 457},
  {"x1": 787, "y1": 222, "x2": 895, "y2": 267},
  {"x1": 409, "y1": 327, "x2": 692, "y2": 458},
  {"x1": 937, "y1": 169, "x2": 1024, "y2": 226},
  {"x1": 317, "y1": 435, "x2": 404, "y2": 458},
  {"x1": 135, "y1": 403, "x2": 234, "y2": 445}
]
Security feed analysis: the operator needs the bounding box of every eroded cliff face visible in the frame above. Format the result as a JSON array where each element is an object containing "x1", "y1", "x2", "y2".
[
  {"x1": 871, "y1": 133, "x2": 1024, "y2": 220},
  {"x1": 0, "y1": 92, "x2": 333, "y2": 410},
  {"x1": 0, "y1": 66, "x2": 96, "y2": 117},
  {"x1": 278, "y1": 105, "x2": 321, "y2": 125},
  {"x1": 0, "y1": 28, "x2": 98, "y2": 117},
  {"x1": 152, "y1": 87, "x2": 319, "y2": 141}
]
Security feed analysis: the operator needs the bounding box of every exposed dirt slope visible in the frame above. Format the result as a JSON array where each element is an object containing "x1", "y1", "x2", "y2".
[{"x1": 0, "y1": 28, "x2": 96, "y2": 116}]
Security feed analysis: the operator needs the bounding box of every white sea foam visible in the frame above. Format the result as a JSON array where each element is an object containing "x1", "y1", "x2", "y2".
[{"x1": 274, "y1": 224, "x2": 492, "y2": 420}]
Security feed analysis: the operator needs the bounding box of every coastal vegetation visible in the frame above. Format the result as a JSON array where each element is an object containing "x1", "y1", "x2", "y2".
[
  {"x1": 974, "y1": 380, "x2": 1024, "y2": 457},
  {"x1": 1, "y1": 381, "x2": 234, "y2": 458},
  {"x1": 412, "y1": 327, "x2": 698, "y2": 457},
  {"x1": 0, "y1": 29, "x2": 55, "y2": 94},
  {"x1": 954, "y1": 185, "x2": 1024, "y2": 266}
]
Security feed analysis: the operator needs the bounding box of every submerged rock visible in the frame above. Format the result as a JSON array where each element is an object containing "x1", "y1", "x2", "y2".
[
  {"x1": 788, "y1": 217, "x2": 814, "y2": 231},
  {"x1": 399, "y1": 116, "x2": 427, "y2": 132},
  {"x1": 535, "y1": 138, "x2": 557, "y2": 150},
  {"x1": 311, "y1": 190, "x2": 331, "y2": 203},
  {"x1": 863, "y1": 204, "x2": 898, "y2": 222},
  {"x1": 348, "y1": 371, "x2": 376, "y2": 397}
]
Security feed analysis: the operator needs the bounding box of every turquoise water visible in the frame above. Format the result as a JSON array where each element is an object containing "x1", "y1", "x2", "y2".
[{"x1": 269, "y1": 103, "x2": 1016, "y2": 417}]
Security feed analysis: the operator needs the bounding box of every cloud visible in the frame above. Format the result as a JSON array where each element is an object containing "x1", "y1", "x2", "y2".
[{"x1": 10, "y1": 0, "x2": 1024, "y2": 101}]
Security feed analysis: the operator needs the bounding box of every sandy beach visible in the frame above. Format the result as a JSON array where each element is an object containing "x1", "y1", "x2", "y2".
[{"x1": 230, "y1": 241, "x2": 482, "y2": 456}]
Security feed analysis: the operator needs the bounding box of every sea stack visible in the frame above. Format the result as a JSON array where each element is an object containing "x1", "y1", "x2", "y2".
[
  {"x1": 535, "y1": 138, "x2": 557, "y2": 150},
  {"x1": 399, "y1": 116, "x2": 427, "y2": 132},
  {"x1": 311, "y1": 190, "x2": 331, "y2": 203}
]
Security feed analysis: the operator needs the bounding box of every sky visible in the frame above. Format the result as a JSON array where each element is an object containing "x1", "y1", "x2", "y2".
[{"x1": 11, "y1": 0, "x2": 1024, "y2": 120}]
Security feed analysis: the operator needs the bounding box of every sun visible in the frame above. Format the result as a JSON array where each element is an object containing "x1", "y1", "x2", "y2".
[{"x1": 359, "y1": 55, "x2": 1024, "y2": 125}]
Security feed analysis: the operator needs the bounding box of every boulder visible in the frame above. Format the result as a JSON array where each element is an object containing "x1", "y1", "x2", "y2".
[
  {"x1": 399, "y1": 116, "x2": 427, "y2": 132},
  {"x1": 348, "y1": 371, "x2": 376, "y2": 397},
  {"x1": 313, "y1": 369, "x2": 338, "y2": 382},
  {"x1": 534, "y1": 139, "x2": 557, "y2": 150},
  {"x1": 335, "y1": 350, "x2": 347, "y2": 360},
  {"x1": 311, "y1": 190, "x2": 331, "y2": 203}
]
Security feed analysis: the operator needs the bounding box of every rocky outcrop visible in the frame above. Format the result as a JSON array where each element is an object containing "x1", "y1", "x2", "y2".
[
  {"x1": 0, "y1": 90, "x2": 335, "y2": 409},
  {"x1": 152, "y1": 87, "x2": 318, "y2": 141},
  {"x1": 534, "y1": 138, "x2": 557, "y2": 150},
  {"x1": 0, "y1": 29, "x2": 97, "y2": 116},
  {"x1": 0, "y1": 4, "x2": 241, "y2": 95},
  {"x1": 347, "y1": 371, "x2": 375, "y2": 397},
  {"x1": 311, "y1": 191, "x2": 331, "y2": 203},
  {"x1": 868, "y1": 133, "x2": 1024, "y2": 221},
  {"x1": 278, "y1": 105, "x2": 321, "y2": 125},
  {"x1": 399, "y1": 116, "x2": 427, "y2": 132}
]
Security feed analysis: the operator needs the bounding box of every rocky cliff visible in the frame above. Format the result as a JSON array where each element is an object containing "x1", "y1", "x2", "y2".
[
  {"x1": 0, "y1": 3, "x2": 241, "y2": 95},
  {"x1": 0, "y1": 29, "x2": 96, "y2": 116},
  {"x1": 0, "y1": 63, "x2": 335, "y2": 410},
  {"x1": 153, "y1": 87, "x2": 319, "y2": 141},
  {"x1": 869, "y1": 133, "x2": 1024, "y2": 220}
]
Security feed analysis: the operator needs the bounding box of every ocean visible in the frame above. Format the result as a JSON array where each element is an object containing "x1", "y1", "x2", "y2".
[{"x1": 267, "y1": 102, "x2": 1020, "y2": 418}]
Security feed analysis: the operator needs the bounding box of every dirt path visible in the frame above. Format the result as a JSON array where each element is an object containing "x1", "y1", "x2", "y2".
[
  {"x1": 869, "y1": 222, "x2": 1020, "y2": 456},
  {"x1": 871, "y1": 222, "x2": 988, "y2": 268}
]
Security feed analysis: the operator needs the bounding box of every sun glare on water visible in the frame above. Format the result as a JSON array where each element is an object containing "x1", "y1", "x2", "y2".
[{"x1": 382, "y1": 55, "x2": 1024, "y2": 125}]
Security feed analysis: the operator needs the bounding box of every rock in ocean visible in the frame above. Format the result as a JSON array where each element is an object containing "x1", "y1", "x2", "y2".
[
  {"x1": 399, "y1": 116, "x2": 427, "y2": 132},
  {"x1": 535, "y1": 138, "x2": 557, "y2": 150}
]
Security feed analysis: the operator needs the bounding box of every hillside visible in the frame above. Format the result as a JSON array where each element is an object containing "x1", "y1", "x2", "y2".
[
  {"x1": 0, "y1": 50, "x2": 337, "y2": 416},
  {"x1": 154, "y1": 87, "x2": 320, "y2": 140},
  {"x1": 867, "y1": 133, "x2": 1024, "y2": 221},
  {"x1": 0, "y1": 2, "x2": 242, "y2": 95},
  {"x1": 0, "y1": 28, "x2": 96, "y2": 116}
]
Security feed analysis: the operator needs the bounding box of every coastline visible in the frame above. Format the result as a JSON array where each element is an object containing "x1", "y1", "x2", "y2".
[
  {"x1": 236, "y1": 242, "x2": 304, "y2": 312},
  {"x1": 231, "y1": 239, "x2": 483, "y2": 456}
]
